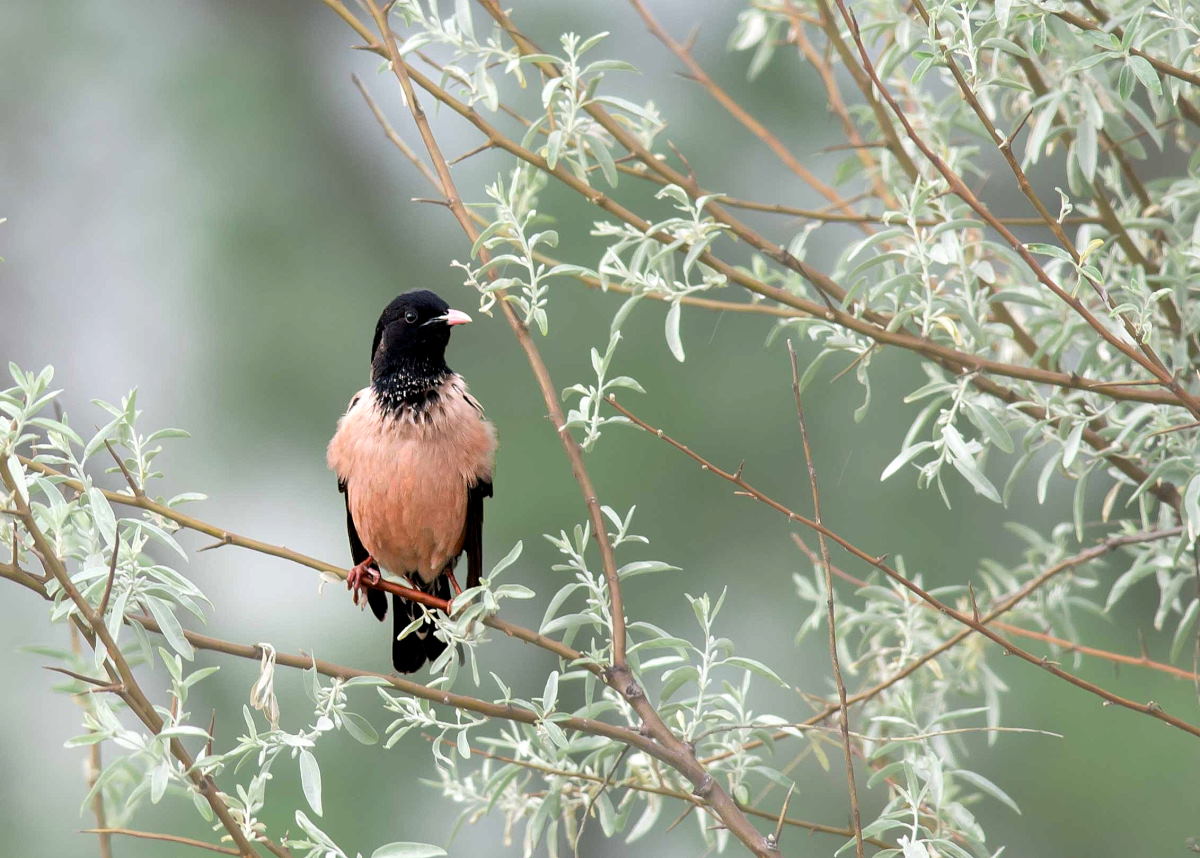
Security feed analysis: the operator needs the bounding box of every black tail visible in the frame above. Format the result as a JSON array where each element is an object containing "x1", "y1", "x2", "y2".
[{"x1": 391, "y1": 575, "x2": 452, "y2": 673}]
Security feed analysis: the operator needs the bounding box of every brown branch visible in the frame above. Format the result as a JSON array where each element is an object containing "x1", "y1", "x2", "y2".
[
  {"x1": 829, "y1": 0, "x2": 1200, "y2": 421},
  {"x1": 695, "y1": 193, "x2": 1104, "y2": 227},
  {"x1": 357, "y1": 0, "x2": 630, "y2": 669},
  {"x1": 83, "y1": 828, "x2": 241, "y2": 855},
  {"x1": 69, "y1": 627, "x2": 112, "y2": 858},
  {"x1": 626, "y1": 0, "x2": 868, "y2": 227},
  {"x1": 127, "y1": 610, "x2": 659, "y2": 754},
  {"x1": 793, "y1": 532, "x2": 1200, "y2": 683},
  {"x1": 319, "y1": 4, "x2": 777, "y2": 854},
  {"x1": 309, "y1": 11, "x2": 1185, "y2": 517},
  {"x1": 606, "y1": 397, "x2": 1200, "y2": 741},
  {"x1": 433, "y1": 739, "x2": 890, "y2": 847},
  {"x1": 788, "y1": 12, "x2": 897, "y2": 209},
  {"x1": 19, "y1": 454, "x2": 594, "y2": 673},
  {"x1": 341, "y1": 37, "x2": 1185, "y2": 409},
  {"x1": 810, "y1": 0, "x2": 921, "y2": 181},
  {"x1": 0, "y1": 457, "x2": 264, "y2": 858},
  {"x1": 350, "y1": 73, "x2": 438, "y2": 188},
  {"x1": 786, "y1": 341, "x2": 864, "y2": 857},
  {"x1": 97, "y1": 534, "x2": 119, "y2": 621},
  {"x1": 1050, "y1": 7, "x2": 1200, "y2": 88},
  {"x1": 103, "y1": 439, "x2": 144, "y2": 498}
]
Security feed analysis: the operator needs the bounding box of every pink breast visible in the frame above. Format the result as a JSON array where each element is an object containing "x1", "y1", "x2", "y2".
[{"x1": 327, "y1": 383, "x2": 495, "y2": 583}]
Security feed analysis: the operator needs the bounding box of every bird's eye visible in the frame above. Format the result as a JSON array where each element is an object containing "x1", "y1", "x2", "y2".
[{"x1": 404, "y1": 310, "x2": 418, "y2": 324}]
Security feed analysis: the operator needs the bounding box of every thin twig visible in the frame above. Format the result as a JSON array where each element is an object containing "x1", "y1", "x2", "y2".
[
  {"x1": 574, "y1": 745, "x2": 631, "y2": 858},
  {"x1": 787, "y1": 340, "x2": 864, "y2": 857},
  {"x1": 627, "y1": 0, "x2": 867, "y2": 226},
  {"x1": 97, "y1": 534, "x2": 119, "y2": 620},
  {"x1": 606, "y1": 398, "x2": 1200, "y2": 741},
  {"x1": 425, "y1": 738, "x2": 885, "y2": 846},
  {"x1": 45, "y1": 665, "x2": 120, "y2": 689},
  {"x1": 793, "y1": 534, "x2": 1200, "y2": 683},
  {"x1": 320, "y1": 4, "x2": 776, "y2": 854},
  {"x1": 17, "y1": 454, "x2": 596, "y2": 672},
  {"x1": 103, "y1": 439, "x2": 144, "y2": 498},
  {"x1": 70, "y1": 627, "x2": 112, "y2": 858},
  {"x1": 315, "y1": 9, "x2": 1186, "y2": 518},
  {"x1": 829, "y1": 0, "x2": 1200, "y2": 420},
  {"x1": 768, "y1": 783, "x2": 794, "y2": 851},
  {"x1": 0, "y1": 457, "x2": 265, "y2": 858},
  {"x1": 327, "y1": 27, "x2": 1186, "y2": 512},
  {"x1": 82, "y1": 828, "x2": 239, "y2": 855},
  {"x1": 350, "y1": 72, "x2": 439, "y2": 188}
]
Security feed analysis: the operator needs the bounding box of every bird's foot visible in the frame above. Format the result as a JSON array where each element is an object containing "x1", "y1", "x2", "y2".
[{"x1": 347, "y1": 557, "x2": 381, "y2": 606}]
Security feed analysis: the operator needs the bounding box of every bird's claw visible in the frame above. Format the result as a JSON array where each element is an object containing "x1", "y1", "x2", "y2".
[{"x1": 347, "y1": 558, "x2": 381, "y2": 606}]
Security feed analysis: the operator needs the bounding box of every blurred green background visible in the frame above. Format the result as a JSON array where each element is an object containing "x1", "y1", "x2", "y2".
[{"x1": 1, "y1": 1, "x2": 1195, "y2": 855}]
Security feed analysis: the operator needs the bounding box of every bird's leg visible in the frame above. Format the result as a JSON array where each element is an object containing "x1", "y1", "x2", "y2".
[
  {"x1": 346, "y1": 556, "x2": 381, "y2": 606},
  {"x1": 439, "y1": 566, "x2": 462, "y2": 614}
]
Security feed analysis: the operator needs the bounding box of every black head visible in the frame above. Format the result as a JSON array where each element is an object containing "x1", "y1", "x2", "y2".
[{"x1": 370, "y1": 290, "x2": 471, "y2": 383}]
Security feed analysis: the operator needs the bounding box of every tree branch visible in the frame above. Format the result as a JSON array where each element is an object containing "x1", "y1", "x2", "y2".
[
  {"x1": 606, "y1": 397, "x2": 1200, "y2": 741},
  {"x1": 82, "y1": 828, "x2": 241, "y2": 856},
  {"x1": 786, "y1": 341, "x2": 864, "y2": 857},
  {"x1": 317, "y1": 4, "x2": 779, "y2": 854},
  {"x1": 828, "y1": 0, "x2": 1200, "y2": 420},
  {"x1": 0, "y1": 457, "x2": 267, "y2": 858},
  {"x1": 626, "y1": 0, "x2": 869, "y2": 227}
]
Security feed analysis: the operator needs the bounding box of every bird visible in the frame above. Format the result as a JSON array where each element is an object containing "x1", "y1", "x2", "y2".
[{"x1": 327, "y1": 290, "x2": 496, "y2": 672}]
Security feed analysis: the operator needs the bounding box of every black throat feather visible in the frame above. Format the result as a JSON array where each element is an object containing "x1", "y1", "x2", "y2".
[{"x1": 372, "y1": 354, "x2": 451, "y2": 420}]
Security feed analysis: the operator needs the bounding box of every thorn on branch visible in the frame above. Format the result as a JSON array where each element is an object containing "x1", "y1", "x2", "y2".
[
  {"x1": 205, "y1": 709, "x2": 217, "y2": 758},
  {"x1": 103, "y1": 439, "x2": 145, "y2": 498},
  {"x1": 1003, "y1": 106, "x2": 1035, "y2": 149},
  {"x1": 97, "y1": 535, "x2": 120, "y2": 619},
  {"x1": 771, "y1": 782, "x2": 796, "y2": 847},
  {"x1": 198, "y1": 534, "x2": 232, "y2": 553},
  {"x1": 448, "y1": 141, "x2": 493, "y2": 166},
  {"x1": 44, "y1": 665, "x2": 118, "y2": 690},
  {"x1": 664, "y1": 804, "x2": 697, "y2": 833}
]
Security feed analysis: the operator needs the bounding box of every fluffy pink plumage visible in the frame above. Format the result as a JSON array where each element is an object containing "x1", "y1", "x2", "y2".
[{"x1": 327, "y1": 377, "x2": 495, "y2": 584}]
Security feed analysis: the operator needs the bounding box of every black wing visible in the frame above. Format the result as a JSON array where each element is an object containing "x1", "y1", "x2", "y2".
[
  {"x1": 463, "y1": 478, "x2": 492, "y2": 589},
  {"x1": 339, "y1": 478, "x2": 388, "y2": 622}
]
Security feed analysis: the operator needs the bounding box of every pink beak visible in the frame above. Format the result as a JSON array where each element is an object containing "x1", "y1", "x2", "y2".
[{"x1": 443, "y1": 309, "x2": 472, "y2": 326}]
